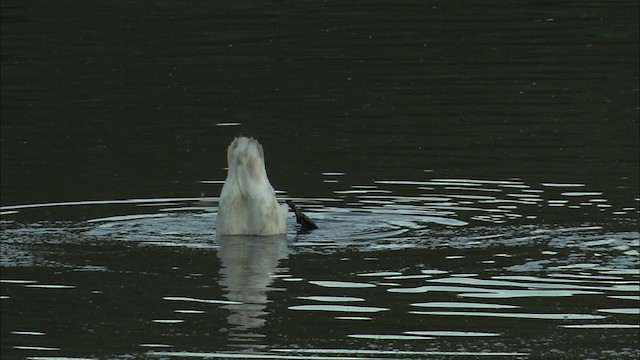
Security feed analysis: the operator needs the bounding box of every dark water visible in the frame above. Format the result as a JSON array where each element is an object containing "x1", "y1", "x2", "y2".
[{"x1": 1, "y1": 1, "x2": 639, "y2": 359}]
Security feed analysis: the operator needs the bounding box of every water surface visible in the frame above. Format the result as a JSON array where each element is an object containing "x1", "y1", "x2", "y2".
[
  {"x1": 2, "y1": 177, "x2": 638, "y2": 359},
  {"x1": 1, "y1": 0, "x2": 639, "y2": 359}
]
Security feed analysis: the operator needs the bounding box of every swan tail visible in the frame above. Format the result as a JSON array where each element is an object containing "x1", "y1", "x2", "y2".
[{"x1": 230, "y1": 137, "x2": 270, "y2": 198}]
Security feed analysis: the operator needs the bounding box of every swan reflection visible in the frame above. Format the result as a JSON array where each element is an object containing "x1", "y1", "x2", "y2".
[{"x1": 216, "y1": 235, "x2": 288, "y2": 343}]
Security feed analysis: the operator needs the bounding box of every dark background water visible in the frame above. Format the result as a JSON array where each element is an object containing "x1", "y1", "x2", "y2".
[
  {"x1": 2, "y1": 0, "x2": 638, "y2": 211},
  {"x1": 1, "y1": 1, "x2": 639, "y2": 360}
]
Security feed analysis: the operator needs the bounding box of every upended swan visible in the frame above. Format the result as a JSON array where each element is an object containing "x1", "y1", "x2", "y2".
[{"x1": 216, "y1": 136, "x2": 317, "y2": 236}]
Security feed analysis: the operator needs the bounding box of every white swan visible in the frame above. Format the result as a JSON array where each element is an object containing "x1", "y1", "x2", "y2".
[{"x1": 217, "y1": 137, "x2": 288, "y2": 236}]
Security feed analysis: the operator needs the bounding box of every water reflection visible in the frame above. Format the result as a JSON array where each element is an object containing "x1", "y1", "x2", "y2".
[{"x1": 216, "y1": 235, "x2": 288, "y2": 346}]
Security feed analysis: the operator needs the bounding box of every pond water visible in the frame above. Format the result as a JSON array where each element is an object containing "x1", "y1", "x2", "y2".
[{"x1": 1, "y1": 1, "x2": 639, "y2": 359}]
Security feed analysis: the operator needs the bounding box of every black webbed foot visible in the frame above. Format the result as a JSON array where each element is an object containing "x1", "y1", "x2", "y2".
[{"x1": 286, "y1": 200, "x2": 319, "y2": 231}]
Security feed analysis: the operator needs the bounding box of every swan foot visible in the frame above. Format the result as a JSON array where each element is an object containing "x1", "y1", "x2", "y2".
[{"x1": 286, "y1": 200, "x2": 319, "y2": 232}]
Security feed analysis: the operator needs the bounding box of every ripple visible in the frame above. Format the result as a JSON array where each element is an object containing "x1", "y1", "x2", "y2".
[
  {"x1": 271, "y1": 348, "x2": 530, "y2": 357},
  {"x1": 598, "y1": 269, "x2": 640, "y2": 275},
  {"x1": 411, "y1": 302, "x2": 519, "y2": 309},
  {"x1": 1, "y1": 279, "x2": 37, "y2": 284},
  {"x1": 427, "y1": 276, "x2": 601, "y2": 290},
  {"x1": 375, "y1": 180, "x2": 446, "y2": 186},
  {"x1": 24, "y1": 284, "x2": 75, "y2": 289},
  {"x1": 87, "y1": 213, "x2": 170, "y2": 223},
  {"x1": 163, "y1": 296, "x2": 241, "y2": 305},
  {"x1": 581, "y1": 238, "x2": 618, "y2": 247},
  {"x1": 561, "y1": 324, "x2": 640, "y2": 329},
  {"x1": 389, "y1": 285, "x2": 601, "y2": 298},
  {"x1": 174, "y1": 309, "x2": 205, "y2": 314},
  {"x1": 289, "y1": 305, "x2": 388, "y2": 313},
  {"x1": 140, "y1": 343, "x2": 173, "y2": 348},
  {"x1": 334, "y1": 189, "x2": 392, "y2": 195},
  {"x1": 74, "y1": 265, "x2": 109, "y2": 272},
  {"x1": 421, "y1": 269, "x2": 448, "y2": 275},
  {"x1": 597, "y1": 308, "x2": 640, "y2": 315},
  {"x1": 152, "y1": 319, "x2": 185, "y2": 324},
  {"x1": 459, "y1": 290, "x2": 602, "y2": 298},
  {"x1": 348, "y1": 334, "x2": 433, "y2": 340},
  {"x1": 335, "y1": 316, "x2": 372, "y2": 320},
  {"x1": 541, "y1": 183, "x2": 586, "y2": 188},
  {"x1": 432, "y1": 178, "x2": 525, "y2": 185},
  {"x1": 411, "y1": 311, "x2": 607, "y2": 320},
  {"x1": 609, "y1": 295, "x2": 640, "y2": 300},
  {"x1": 384, "y1": 274, "x2": 433, "y2": 280},
  {"x1": 493, "y1": 275, "x2": 591, "y2": 283},
  {"x1": 298, "y1": 296, "x2": 365, "y2": 302},
  {"x1": 561, "y1": 192, "x2": 604, "y2": 197},
  {"x1": 14, "y1": 345, "x2": 60, "y2": 351},
  {"x1": 147, "y1": 350, "x2": 381, "y2": 359},
  {"x1": 405, "y1": 330, "x2": 500, "y2": 337},
  {"x1": 309, "y1": 281, "x2": 376, "y2": 288},
  {"x1": 356, "y1": 271, "x2": 403, "y2": 277},
  {"x1": 11, "y1": 331, "x2": 46, "y2": 336},
  {"x1": 389, "y1": 285, "x2": 486, "y2": 294},
  {"x1": 0, "y1": 197, "x2": 211, "y2": 211}
]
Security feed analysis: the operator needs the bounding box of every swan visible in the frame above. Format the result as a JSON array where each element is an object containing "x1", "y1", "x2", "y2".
[{"x1": 217, "y1": 137, "x2": 317, "y2": 236}]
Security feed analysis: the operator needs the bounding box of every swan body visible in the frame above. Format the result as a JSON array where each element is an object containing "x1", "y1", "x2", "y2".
[{"x1": 217, "y1": 137, "x2": 288, "y2": 236}]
